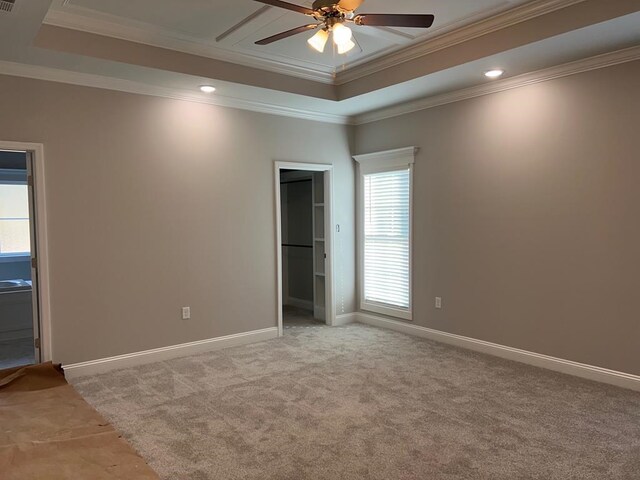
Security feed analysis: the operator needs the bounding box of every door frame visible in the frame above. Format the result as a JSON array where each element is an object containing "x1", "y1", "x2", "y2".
[
  {"x1": 0, "y1": 141, "x2": 52, "y2": 362},
  {"x1": 274, "y1": 162, "x2": 335, "y2": 337}
]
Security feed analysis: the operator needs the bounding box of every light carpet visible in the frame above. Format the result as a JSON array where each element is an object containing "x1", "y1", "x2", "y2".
[{"x1": 72, "y1": 324, "x2": 640, "y2": 479}]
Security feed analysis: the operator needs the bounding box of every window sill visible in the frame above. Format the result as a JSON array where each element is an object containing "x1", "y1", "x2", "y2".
[
  {"x1": 0, "y1": 253, "x2": 31, "y2": 264},
  {"x1": 361, "y1": 301, "x2": 412, "y2": 321}
]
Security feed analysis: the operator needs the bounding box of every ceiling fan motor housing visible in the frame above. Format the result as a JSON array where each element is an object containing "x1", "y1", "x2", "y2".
[
  {"x1": 312, "y1": 0, "x2": 343, "y2": 12},
  {"x1": 311, "y1": 0, "x2": 355, "y2": 28}
]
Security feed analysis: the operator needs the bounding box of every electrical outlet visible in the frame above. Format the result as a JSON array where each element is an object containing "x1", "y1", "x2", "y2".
[
  {"x1": 435, "y1": 297, "x2": 442, "y2": 309},
  {"x1": 182, "y1": 307, "x2": 191, "y2": 320}
]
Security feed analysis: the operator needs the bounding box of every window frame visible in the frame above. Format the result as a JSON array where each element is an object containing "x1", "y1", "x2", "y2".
[{"x1": 354, "y1": 147, "x2": 417, "y2": 321}]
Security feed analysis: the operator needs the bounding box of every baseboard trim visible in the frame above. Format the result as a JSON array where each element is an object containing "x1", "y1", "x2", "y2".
[
  {"x1": 284, "y1": 297, "x2": 314, "y2": 311},
  {"x1": 333, "y1": 312, "x2": 357, "y2": 326},
  {"x1": 63, "y1": 327, "x2": 279, "y2": 379},
  {"x1": 356, "y1": 312, "x2": 640, "y2": 392}
]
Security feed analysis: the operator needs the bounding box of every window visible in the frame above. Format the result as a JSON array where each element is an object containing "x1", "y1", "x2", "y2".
[
  {"x1": 0, "y1": 184, "x2": 31, "y2": 255},
  {"x1": 364, "y1": 169, "x2": 410, "y2": 310},
  {"x1": 354, "y1": 147, "x2": 416, "y2": 320}
]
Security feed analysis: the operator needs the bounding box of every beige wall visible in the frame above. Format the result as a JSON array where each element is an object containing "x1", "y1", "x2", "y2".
[
  {"x1": 355, "y1": 61, "x2": 640, "y2": 375},
  {"x1": 0, "y1": 74, "x2": 355, "y2": 364},
  {"x1": 1, "y1": 60, "x2": 637, "y2": 375}
]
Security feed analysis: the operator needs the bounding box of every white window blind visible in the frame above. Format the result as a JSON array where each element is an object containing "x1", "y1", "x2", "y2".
[{"x1": 363, "y1": 168, "x2": 410, "y2": 310}]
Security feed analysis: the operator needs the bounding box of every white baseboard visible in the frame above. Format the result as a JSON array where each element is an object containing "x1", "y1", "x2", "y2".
[
  {"x1": 333, "y1": 313, "x2": 357, "y2": 326},
  {"x1": 284, "y1": 297, "x2": 313, "y2": 310},
  {"x1": 356, "y1": 312, "x2": 640, "y2": 392},
  {"x1": 63, "y1": 327, "x2": 279, "y2": 380}
]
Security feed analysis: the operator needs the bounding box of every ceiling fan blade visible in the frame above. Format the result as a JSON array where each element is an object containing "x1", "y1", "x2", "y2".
[
  {"x1": 255, "y1": 24, "x2": 319, "y2": 45},
  {"x1": 216, "y1": 5, "x2": 271, "y2": 42},
  {"x1": 338, "y1": 0, "x2": 364, "y2": 11},
  {"x1": 354, "y1": 13, "x2": 435, "y2": 28},
  {"x1": 253, "y1": 0, "x2": 315, "y2": 16}
]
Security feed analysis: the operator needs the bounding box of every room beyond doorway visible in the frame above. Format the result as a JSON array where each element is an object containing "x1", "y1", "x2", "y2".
[
  {"x1": 0, "y1": 141, "x2": 50, "y2": 368},
  {"x1": 0, "y1": 150, "x2": 39, "y2": 369},
  {"x1": 275, "y1": 162, "x2": 334, "y2": 336}
]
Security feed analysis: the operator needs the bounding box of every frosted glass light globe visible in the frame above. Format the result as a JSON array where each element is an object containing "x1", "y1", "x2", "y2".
[{"x1": 332, "y1": 23, "x2": 353, "y2": 47}]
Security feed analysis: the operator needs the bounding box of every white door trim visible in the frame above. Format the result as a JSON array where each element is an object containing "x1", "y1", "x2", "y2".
[
  {"x1": 274, "y1": 162, "x2": 335, "y2": 336},
  {"x1": 0, "y1": 141, "x2": 52, "y2": 362}
]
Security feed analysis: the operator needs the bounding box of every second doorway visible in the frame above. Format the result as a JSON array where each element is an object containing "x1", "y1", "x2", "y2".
[{"x1": 280, "y1": 169, "x2": 327, "y2": 330}]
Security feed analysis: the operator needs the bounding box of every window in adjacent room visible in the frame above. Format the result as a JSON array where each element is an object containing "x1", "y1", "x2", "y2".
[
  {"x1": 354, "y1": 147, "x2": 416, "y2": 320},
  {"x1": 0, "y1": 184, "x2": 31, "y2": 255}
]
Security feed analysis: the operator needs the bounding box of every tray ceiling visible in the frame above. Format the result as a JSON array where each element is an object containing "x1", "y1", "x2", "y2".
[
  {"x1": 1, "y1": 0, "x2": 638, "y2": 125},
  {"x1": 46, "y1": 0, "x2": 533, "y2": 80}
]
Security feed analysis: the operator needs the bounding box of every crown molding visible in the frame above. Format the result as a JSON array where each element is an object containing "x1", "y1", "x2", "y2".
[
  {"x1": 352, "y1": 45, "x2": 640, "y2": 125},
  {"x1": 1, "y1": 45, "x2": 636, "y2": 129},
  {"x1": 335, "y1": 0, "x2": 587, "y2": 84},
  {"x1": 0, "y1": 61, "x2": 351, "y2": 125},
  {"x1": 45, "y1": 0, "x2": 588, "y2": 88},
  {"x1": 43, "y1": 9, "x2": 337, "y2": 85}
]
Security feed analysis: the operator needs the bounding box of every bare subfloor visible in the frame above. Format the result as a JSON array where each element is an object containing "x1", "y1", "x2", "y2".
[{"x1": 73, "y1": 324, "x2": 640, "y2": 480}]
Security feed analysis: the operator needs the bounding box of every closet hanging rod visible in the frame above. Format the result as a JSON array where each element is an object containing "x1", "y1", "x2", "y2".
[
  {"x1": 280, "y1": 179, "x2": 312, "y2": 185},
  {"x1": 282, "y1": 243, "x2": 313, "y2": 248}
]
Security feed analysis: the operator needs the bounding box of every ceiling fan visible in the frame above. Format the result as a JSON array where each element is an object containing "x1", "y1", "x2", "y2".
[{"x1": 252, "y1": 0, "x2": 435, "y2": 54}]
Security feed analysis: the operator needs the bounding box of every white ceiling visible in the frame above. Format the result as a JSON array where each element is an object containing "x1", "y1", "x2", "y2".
[
  {"x1": 1, "y1": 0, "x2": 639, "y2": 123},
  {"x1": 46, "y1": 0, "x2": 532, "y2": 78}
]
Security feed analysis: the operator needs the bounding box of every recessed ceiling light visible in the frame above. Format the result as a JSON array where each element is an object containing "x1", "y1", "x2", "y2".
[
  {"x1": 484, "y1": 69, "x2": 504, "y2": 79},
  {"x1": 199, "y1": 85, "x2": 216, "y2": 93}
]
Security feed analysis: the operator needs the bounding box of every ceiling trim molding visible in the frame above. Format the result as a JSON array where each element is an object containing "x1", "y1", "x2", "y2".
[
  {"x1": 353, "y1": 45, "x2": 640, "y2": 125},
  {"x1": 335, "y1": 0, "x2": 587, "y2": 84},
  {"x1": 1, "y1": 45, "x2": 636, "y2": 129},
  {"x1": 0, "y1": 61, "x2": 351, "y2": 125},
  {"x1": 43, "y1": 9, "x2": 337, "y2": 85},
  {"x1": 44, "y1": 0, "x2": 587, "y2": 87},
  {"x1": 353, "y1": 147, "x2": 419, "y2": 169}
]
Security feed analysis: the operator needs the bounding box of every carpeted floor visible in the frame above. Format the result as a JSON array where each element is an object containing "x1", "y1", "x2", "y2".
[
  {"x1": 283, "y1": 305, "x2": 326, "y2": 328},
  {"x1": 72, "y1": 324, "x2": 640, "y2": 480}
]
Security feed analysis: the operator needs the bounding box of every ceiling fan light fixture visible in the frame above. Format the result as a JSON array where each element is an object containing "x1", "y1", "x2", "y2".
[
  {"x1": 251, "y1": 1, "x2": 436, "y2": 55},
  {"x1": 332, "y1": 22, "x2": 353, "y2": 47},
  {"x1": 337, "y1": 39, "x2": 356, "y2": 54},
  {"x1": 307, "y1": 29, "x2": 329, "y2": 53},
  {"x1": 199, "y1": 85, "x2": 216, "y2": 93}
]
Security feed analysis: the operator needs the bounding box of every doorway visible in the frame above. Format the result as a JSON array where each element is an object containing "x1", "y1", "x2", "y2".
[
  {"x1": 275, "y1": 162, "x2": 334, "y2": 336},
  {"x1": 0, "y1": 147, "x2": 46, "y2": 368}
]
